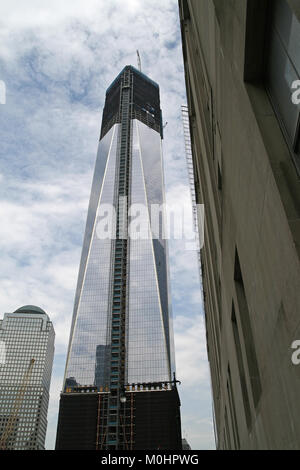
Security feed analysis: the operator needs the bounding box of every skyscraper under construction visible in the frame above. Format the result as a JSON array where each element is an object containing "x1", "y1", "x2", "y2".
[{"x1": 55, "y1": 66, "x2": 182, "y2": 450}]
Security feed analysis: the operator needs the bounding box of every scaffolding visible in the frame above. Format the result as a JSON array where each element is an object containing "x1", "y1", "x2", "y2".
[
  {"x1": 96, "y1": 391, "x2": 136, "y2": 450},
  {"x1": 95, "y1": 376, "x2": 180, "y2": 450},
  {"x1": 181, "y1": 104, "x2": 202, "y2": 281}
]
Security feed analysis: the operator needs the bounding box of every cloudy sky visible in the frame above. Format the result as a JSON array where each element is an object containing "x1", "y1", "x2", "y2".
[{"x1": 0, "y1": 0, "x2": 215, "y2": 450}]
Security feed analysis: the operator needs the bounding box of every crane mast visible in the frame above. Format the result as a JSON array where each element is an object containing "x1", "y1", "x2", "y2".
[
  {"x1": 136, "y1": 50, "x2": 142, "y2": 72},
  {"x1": 0, "y1": 358, "x2": 35, "y2": 450}
]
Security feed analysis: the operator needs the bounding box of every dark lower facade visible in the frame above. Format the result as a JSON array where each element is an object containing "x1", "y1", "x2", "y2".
[{"x1": 55, "y1": 388, "x2": 182, "y2": 450}]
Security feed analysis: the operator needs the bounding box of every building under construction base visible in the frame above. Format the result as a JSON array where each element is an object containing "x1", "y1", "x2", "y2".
[{"x1": 55, "y1": 387, "x2": 182, "y2": 450}]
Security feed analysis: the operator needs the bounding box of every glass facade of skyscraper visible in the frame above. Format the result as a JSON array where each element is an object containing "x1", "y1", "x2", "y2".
[
  {"x1": 63, "y1": 66, "x2": 174, "y2": 391},
  {"x1": 56, "y1": 66, "x2": 181, "y2": 450},
  {"x1": 0, "y1": 306, "x2": 55, "y2": 450}
]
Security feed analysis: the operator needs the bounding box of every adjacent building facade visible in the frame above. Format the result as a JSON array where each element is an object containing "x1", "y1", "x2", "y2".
[
  {"x1": 182, "y1": 438, "x2": 191, "y2": 450},
  {"x1": 179, "y1": 0, "x2": 300, "y2": 449},
  {"x1": 0, "y1": 305, "x2": 55, "y2": 450},
  {"x1": 56, "y1": 66, "x2": 182, "y2": 450}
]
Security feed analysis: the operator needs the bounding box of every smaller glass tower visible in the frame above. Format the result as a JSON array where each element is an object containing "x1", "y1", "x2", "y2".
[{"x1": 0, "y1": 305, "x2": 55, "y2": 450}]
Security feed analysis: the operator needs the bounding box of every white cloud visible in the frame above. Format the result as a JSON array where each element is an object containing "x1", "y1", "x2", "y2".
[{"x1": 174, "y1": 315, "x2": 209, "y2": 387}]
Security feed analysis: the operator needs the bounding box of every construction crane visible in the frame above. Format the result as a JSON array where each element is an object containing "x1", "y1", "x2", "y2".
[
  {"x1": 136, "y1": 50, "x2": 142, "y2": 72},
  {"x1": 0, "y1": 358, "x2": 35, "y2": 450}
]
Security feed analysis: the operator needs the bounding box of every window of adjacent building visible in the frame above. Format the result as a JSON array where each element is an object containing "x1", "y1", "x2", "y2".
[
  {"x1": 234, "y1": 249, "x2": 262, "y2": 410},
  {"x1": 265, "y1": 0, "x2": 300, "y2": 172},
  {"x1": 231, "y1": 303, "x2": 252, "y2": 430},
  {"x1": 224, "y1": 406, "x2": 232, "y2": 450},
  {"x1": 181, "y1": 0, "x2": 191, "y2": 21},
  {"x1": 217, "y1": 163, "x2": 222, "y2": 191},
  {"x1": 227, "y1": 365, "x2": 240, "y2": 450}
]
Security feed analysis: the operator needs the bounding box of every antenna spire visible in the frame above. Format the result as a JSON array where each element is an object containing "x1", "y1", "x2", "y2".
[{"x1": 136, "y1": 50, "x2": 142, "y2": 72}]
